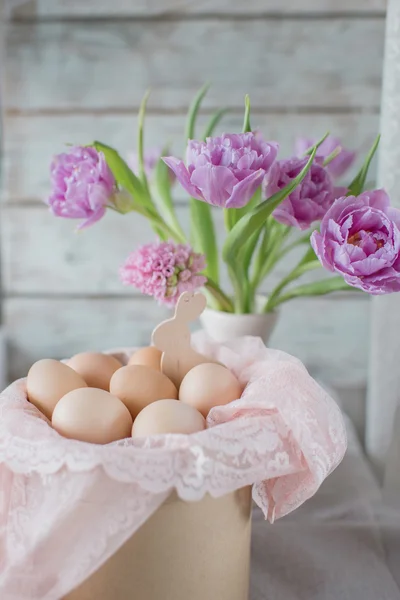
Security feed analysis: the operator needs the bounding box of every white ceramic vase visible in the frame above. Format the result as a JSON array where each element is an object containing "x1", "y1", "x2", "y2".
[{"x1": 200, "y1": 303, "x2": 279, "y2": 344}]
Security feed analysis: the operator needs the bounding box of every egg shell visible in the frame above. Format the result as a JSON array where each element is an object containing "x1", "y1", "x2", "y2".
[
  {"x1": 52, "y1": 387, "x2": 133, "y2": 444},
  {"x1": 128, "y1": 347, "x2": 162, "y2": 371},
  {"x1": 67, "y1": 352, "x2": 123, "y2": 391},
  {"x1": 27, "y1": 358, "x2": 88, "y2": 420},
  {"x1": 179, "y1": 363, "x2": 242, "y2": 417},
  {"x1": 110, "y1": 364, "x2": 178, "y2": 419},
  {"x1": 132, "y1": 399, "x2": 205, "y2": 437}
]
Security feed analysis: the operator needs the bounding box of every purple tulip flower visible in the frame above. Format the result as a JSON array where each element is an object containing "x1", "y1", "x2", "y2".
[
  {"x1": 295, "y1": 135, "x2": 356, "y2": 179},
  {"x1": 47, "y1": 146, "x2": 116, "y2": 229},
  {"x1": 311, "y1": 189, "x2": 400, "y2": 294},
  {"x1": 265, "y1": 157, "x2": 344, "y2": 231},
  {"x1": 163, "y1": 132, "x2": 278, "y2": 209}
]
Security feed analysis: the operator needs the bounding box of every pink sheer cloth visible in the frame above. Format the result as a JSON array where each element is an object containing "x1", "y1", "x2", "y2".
[{"x1": 0, "y1": 334, "x2": 347, "y2": 599}]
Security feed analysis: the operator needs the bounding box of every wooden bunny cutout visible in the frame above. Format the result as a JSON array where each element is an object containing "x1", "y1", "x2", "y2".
[{"x1": 151, "y1": 291, "x2": 213, "y2": 388}]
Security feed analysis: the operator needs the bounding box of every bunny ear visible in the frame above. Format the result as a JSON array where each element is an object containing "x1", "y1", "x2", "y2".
[
  {"x1": 175, "y1": 291, "x2": 191, "y2": 313},
  {"x1": 175, "y1": 292, "x2": 207, "y2": 322},
  {"x1": 193, "y1": 292, "x2": 207, "y2": 314}
]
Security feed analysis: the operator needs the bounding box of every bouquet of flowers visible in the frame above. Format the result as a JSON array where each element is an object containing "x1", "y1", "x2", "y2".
[{"x1": 47, "y1": 86, "x2": 393, "y2": 315}]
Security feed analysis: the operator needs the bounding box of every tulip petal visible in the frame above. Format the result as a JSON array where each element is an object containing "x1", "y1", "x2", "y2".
[
  {"x1": 327, "y1": 150, "x2": 356, "y2": 179},
  {"x1": 226, "y1": 169, "x2": 266, "y2": 209},
  {"x1": 311, "y1": 230, "x2": 334, "y2": 271},
  {"x1": 190, "y1": 164, "x2": 237, "y2": 207},
  {"x1": 273, "y1": 204, "x2": 304, "y2": 230},
  {"x1": 162, "y1": 157, "x2": 204, "y2": 201},
  {"x1": 333, "y1": 186, "x2": 348, "y2": 199},
  {"x1": 77, "y1": 206, "x2": 107, "y2": 230},
  {"x1": 361, "y1": 188, "x2": 390, "y2": 212}
]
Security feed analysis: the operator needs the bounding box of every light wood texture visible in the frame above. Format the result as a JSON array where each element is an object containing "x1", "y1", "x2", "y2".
[
  {"x1": 5, "y1": 19, "x2": 384, "y2": 111},
  {"x1": 4, "y1": 295, "x2": 370, "y2": 386},
  {"x1": 3, "y1": 113, "x2": 379, "y2": 203},
  {"x1": 2, "y1": 1, "x2": 382, "y2": 422},
  {"x1": 12, "y1": 0, "x2": 387, "y2": 18},
  {"x1": 0, "y1": 205, "x2": 358, "y2": 295},
  {"x1": 152, "y1": 292, "x2": 212, "y2": 387}
]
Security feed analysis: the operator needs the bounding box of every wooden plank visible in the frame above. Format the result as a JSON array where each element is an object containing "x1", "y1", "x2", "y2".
[
  {"x1": 1, "y1": 204, "x2": 341, "y2": 295},
  {"x1": 5, "y1": 19, "x2": 384, "y2": 111},
  {"x1": 3, "y1": 112, "x2": 379, "y2": 203},
  {"x1": 11, "y1": 0, "x2": 387, "y2": 18},
  {"x1": 4, "y1": 295, "x2": 370, "y2": 387},
  {"x1": 1, "y1": 205, "x2": 210, "y2": 295}
]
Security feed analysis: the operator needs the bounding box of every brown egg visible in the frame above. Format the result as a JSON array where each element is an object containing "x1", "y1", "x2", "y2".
[
  {"x1": 52, "y1": 387, "x2": 132, "y2": 444},
  {"x1": 67, "y1": 352, "x2": 123, "y2": 391},
  {"x1": 132, "y1": 399, "x2": 205, "y2": 437},
  {"x1": 110, "y1": 365, "x2": 178, "y2": 419},
  {"x1": 27, "y1": 358, "x2": 88, "y2": 420},
  {"x1": 128, "y1": 346, "x2": 162, "y2": 371},
  {"x1": 179, "y1": 363, "x2": 242, "y2": 417}
]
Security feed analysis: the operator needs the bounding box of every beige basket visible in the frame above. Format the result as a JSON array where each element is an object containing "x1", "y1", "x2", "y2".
[{"x1": 64, "y1": 487, "x2": 252, "y2": 600}]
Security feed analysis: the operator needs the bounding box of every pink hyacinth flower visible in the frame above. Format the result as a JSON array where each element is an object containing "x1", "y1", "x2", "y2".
[
  {"x1": 163, "y1": 132, "x2": 278, "y2": 209},
  {"x1": 120, "y1": 241, "x2": 207, "y2": 307}
]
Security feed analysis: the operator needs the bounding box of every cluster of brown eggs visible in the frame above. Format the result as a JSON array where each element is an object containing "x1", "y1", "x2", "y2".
[{"x1": 26, "y1": 348, "x2": 242, "y2": 444}]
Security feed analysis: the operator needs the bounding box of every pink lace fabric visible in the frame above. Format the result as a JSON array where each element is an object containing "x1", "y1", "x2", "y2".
[{"x1": 0, "y1": 334, "x2": 347, "y2": 599}]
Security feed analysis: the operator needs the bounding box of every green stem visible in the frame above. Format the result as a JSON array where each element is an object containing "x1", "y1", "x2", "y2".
[
  {"x1": 266, "y1": 277, "x2": 354, "y2": 309},
  {"x1": 205, "y1": 279, "x2": 234, "y2": 312},
  {"x1": 190, "y1": 199, "x2": 220, "y2": 284},
  {"x1": 152, "y1": 182, "x2": 187, "y2": 241},
  {"x1": 264, "y1": 260, "x2": 321, "y2": 312},
  {"x1": 254, "y1": 228, "x2": 316, "y2": 288},
  {"x1": 106, "y1": 205, "x2": 121, "y2": 213},
  {"x1": 279, "y1": 229, "x2": 316, "y2": 257},
  {"x1": 251, "y1": 222, "x2": 290, "y2": 292},
  {"x1": 153, "y1": 214, "x2": 186, "y2": 243},
  {"x1": 133, "y1": 203, "x2": 186, "y2": 243},
  {"x1": 154, "y1": 153, "x2": 187, "y2": 242},
  {"x1": 223, "y1": 208, "x2": 235, "y2": 232},
  {"x1": 264, "y1": 246, "x2": 321, "y2": 312},
  {"x1": 227, "y1": 265, "x2": 246, "y2": 313}
]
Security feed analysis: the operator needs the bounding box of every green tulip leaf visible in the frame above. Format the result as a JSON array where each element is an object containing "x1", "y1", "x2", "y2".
[
  {"x1": 265, "y1": 245, "x2": 321, "y2": 310},
  {"x1": 268, "y1": 276, "x2": 354, "y2": 310},
  {"x1": 137, "y1": 89, "x2": 151, "y2": 190},
  {"x1": 242, "y1": 94, "x2": 252, "y2": 133},
  {"x1": 222, "y1": 148, "x2": 317, "y2": 266},
  {"x1": 243, "y1": 94, "x2": 251, "y2": 133},
  {"x1": 202, "y1": 108, "x2": 229, "y2": 140},
  {"x1": 347, "y1": 135, "x2": 380, "y2": 196},
  {"x1": 185, "y1": 83, "x2": 210, "y2": 141},
  {"x1": 154, "y1": 154, "x2": 186, "y2": 242},
  {"x1": 303, "y1": 132, "x2": 330, "y2": 156},
  {"x1": 92, "y1": 141, "x2": 150, "y2": 209},
  {"x1": 93, "y1": 141, "x2": 170, "y2": 240},
  {"x1": 190, "y1": 198, "x2": 219, "y2": 284}
]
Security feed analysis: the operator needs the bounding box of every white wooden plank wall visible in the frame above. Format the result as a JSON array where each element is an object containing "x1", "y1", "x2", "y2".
[{"x1": 1, "y1": 0, "x2": 387, "y2": 435}]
